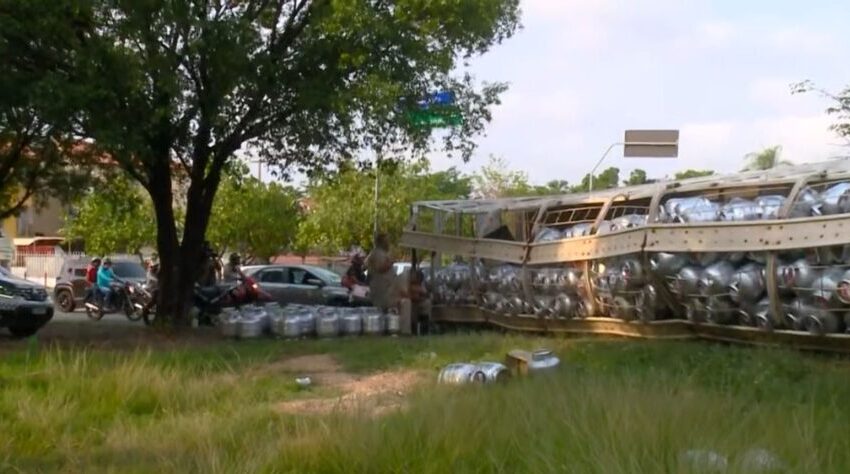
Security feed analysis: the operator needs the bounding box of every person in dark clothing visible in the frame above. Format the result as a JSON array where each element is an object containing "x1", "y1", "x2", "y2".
[
  {"x1": 342, "y1": 254, "x2": 367, "y2": 289},
  {"x1": 197, "y1": 241, "x2": 221, "y2": 286}
]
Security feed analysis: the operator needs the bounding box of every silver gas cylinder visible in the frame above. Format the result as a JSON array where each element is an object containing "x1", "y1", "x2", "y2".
[
  {"x1": 609, "y1": 296, "x2": 636, "y2": 321},
  {"x1": 705, "y1": 296, "x2": 736, "y2": 325},
  {"x1": 362, "y1": 312, "x2": 385, "y2": 335},
  {"x1": 720, "y1": 198, "x2": 762, "y2": 221},
  {"x1": 675, "y1": 266, "x2": 702, "y2": 298},
  {"x1": 811, "y1": 268, "x2": 845, "y2": 308},
  {"x1": 699, "y1": 261, "x2": 736, "y2": 297},
  {"x1": 756, "y1": 195, "x2": 785, "y2": 220},
  {"x1": 816, "y1": 182, "x2": 850, "y2": 215},
  {"x1": 780, "y1": 258, "x2": 820, "y2": 298},
  {"x1": 650, "y1": 252, "x2": 688, "y2": 278},
  {"x1": 803, "y1": 308, "x2": 842, "y2": 335},
  {"x1": 789, "y1": 186, "x2": 820, "y2": 217},
  {"x1": 534, "y1": 227, "x2": 563, "y2": 243},
  {"x1": 728, "y1": 263, "x2": 766, "y2": 304},
  {"x1": 552, "y1": 293, "x2": 577, "y2": 319},
  {"x1": 619, "y1": 258, "x2": 646, "y2": 289}
]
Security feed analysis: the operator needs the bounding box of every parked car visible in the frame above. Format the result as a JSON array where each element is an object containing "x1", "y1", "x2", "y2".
[
  {"x1": 242, "y1": 264, "x2": 369, "y2": 306},
  {"x1": 53, "y1": 258, "x2": 148, "y2": 312},
  {"x1": 0, "y1": 266, "x2": 53, "y2": 337}
]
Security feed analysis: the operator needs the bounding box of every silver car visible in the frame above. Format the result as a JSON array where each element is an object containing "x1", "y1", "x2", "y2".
[{"x1": 242, "y1": 264, "x2": 368, "y2": 306}]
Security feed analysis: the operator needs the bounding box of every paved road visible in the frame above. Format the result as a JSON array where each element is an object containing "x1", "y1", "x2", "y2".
[
  {"x1": 51, "y1": 308, "x2": 142, "y2": 326},
  {"x1": 2, "y1": 307, "x2": 219, "y2": 348}
]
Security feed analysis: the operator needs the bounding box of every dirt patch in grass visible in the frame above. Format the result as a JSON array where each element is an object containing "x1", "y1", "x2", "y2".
[{"x1": 271, "y1": 354, "x2": 426, "y2": 417}]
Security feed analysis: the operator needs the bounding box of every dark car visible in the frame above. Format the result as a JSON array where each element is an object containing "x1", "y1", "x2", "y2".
[
  {"x1": 243, "y1": 264, "x2": 370, "y2": 306},
  {"x1": 53, "y1": 258, "x2": 148, "y2": 312},
  {"x1": 0, "y1": 266, "x2": 53, "y2": 337}
]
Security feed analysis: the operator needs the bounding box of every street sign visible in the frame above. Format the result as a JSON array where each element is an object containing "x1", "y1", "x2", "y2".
[
  {"x1": 623, "y1": 129, "x2": 679, "y2": 158},
  {"x1": 417, "y1": 91, "x2": 455, "y2": 109},
  {"x1": 407, "y1": 108, "x2": 463, "y2": 128}
]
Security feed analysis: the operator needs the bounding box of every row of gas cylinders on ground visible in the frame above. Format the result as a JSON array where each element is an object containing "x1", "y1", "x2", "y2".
[{"x1": 219, "y1": 303, "x2": 401, "y2": 339}]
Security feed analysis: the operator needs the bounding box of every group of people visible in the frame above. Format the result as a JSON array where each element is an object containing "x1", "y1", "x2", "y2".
[
  {"x1": 84, "y1": 257, "x2": 119, "y2": 307},
  {"x1": 82, "y1": 242, "x2": 245, "y2": 309},
  {"x1": 197, "y1": 242, "x2": 246, "y2": 286},
  {"x1": 342, "y1": 233, "x2": 431, "y2": 334}
]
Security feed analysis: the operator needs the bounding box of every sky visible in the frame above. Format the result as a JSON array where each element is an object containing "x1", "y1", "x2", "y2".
[{"x1": 425, "y1": 0, "x2": 850, "y2": 185}]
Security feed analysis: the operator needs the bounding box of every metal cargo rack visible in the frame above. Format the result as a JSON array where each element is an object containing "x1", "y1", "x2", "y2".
[{"x1": 401, "y1": 158, "x2": 850, "y2": 353}]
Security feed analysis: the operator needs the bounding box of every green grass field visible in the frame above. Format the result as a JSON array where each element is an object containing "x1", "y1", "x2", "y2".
[{"x1": 3, "y1": 333, "x2": 850, "y2": 473}]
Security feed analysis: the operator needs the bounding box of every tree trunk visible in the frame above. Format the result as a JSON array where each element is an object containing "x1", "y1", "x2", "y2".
[{"x1": 147, "y1": 156, "x2": 224, "y2": 328}]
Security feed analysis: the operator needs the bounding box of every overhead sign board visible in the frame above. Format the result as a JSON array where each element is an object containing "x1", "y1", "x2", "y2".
[{"x1": 623, "y1": 129, "x2": 679, "y2": 158}]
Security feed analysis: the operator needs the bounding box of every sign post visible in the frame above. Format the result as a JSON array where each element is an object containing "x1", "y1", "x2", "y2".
[{"x1": 589, "y1": 129, "x2": 679, "y2": 192}]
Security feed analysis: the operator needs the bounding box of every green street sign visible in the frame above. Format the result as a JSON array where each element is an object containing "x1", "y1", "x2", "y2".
[{"x1": 406, "y1": 107, "x2": 463, "y2": 128}]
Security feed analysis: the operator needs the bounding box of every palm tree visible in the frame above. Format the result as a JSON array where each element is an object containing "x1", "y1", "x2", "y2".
[{"x1": 743, "y1": 145, "x2": 791, "y2": 171}]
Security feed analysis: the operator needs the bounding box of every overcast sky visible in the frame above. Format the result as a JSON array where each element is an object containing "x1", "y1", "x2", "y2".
[{"x1": 426, "y1": 0, "x2": 850, "y2": 185}]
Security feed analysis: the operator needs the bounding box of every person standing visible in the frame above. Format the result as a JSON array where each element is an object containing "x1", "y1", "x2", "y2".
[
  {"x1": 84, "y1": 257, "x2": 101, "y2": 304},
  {"x1": 366, "y1": 233, "x2": 395, "y2": 312}
]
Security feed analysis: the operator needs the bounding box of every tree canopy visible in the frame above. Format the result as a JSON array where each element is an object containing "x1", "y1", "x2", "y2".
[
  {"x1": 743, "y1": 145, "x2": 789, "y2": 171},
  {"x1": 63, "y1": 175, "x2": 156, "y2": 257},
  {"x1": 624, "y1": 169, "x2": 649, "y2": 186},
  {"x1": 470, "y1": 155, "x2": 533, "y2": 198},
  {"x1": 673, "y1": 169, "x2": 715, "y2": 180},
  {"x1": 5, "y1": 0, "x2": 520, "y2": 324},
  {"x1": 207, "y1": 174, "x2": 301, "y2": 263},
  {"x1": 793, "y1": 81, "x2": 850, "y2": 146},
  {"x1": 296, "y1": 158, "x2": 465, "y2": 255},
  {"x1": 0, "y1": 4, "x2": 93, "y2": 220}
]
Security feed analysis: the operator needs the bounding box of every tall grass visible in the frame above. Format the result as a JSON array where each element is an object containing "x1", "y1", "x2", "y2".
[{"x1": 2, "y1": 335, "x2": 850, "y2": 472}]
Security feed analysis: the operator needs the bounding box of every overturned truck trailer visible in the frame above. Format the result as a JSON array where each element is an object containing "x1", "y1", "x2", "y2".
[{"x1": 400, "y1": 158, "x2": 850, "y2": 353}]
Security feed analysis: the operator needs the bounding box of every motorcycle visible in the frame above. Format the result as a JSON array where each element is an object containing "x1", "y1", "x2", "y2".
[
  {"x1": 141, "y1": 275, "x2": 272, "y2": 326},
  {"x1": 193, "y1": 275, "x2": 272, "y2": 325},
  {"x1": 130, "y1": 280, "x2": 158, "y2": 326},
  {"x1": 85, "y1": 280, "x2": 141, "y2": 322}
]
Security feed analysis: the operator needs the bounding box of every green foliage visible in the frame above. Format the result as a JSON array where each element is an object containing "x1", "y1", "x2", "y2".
[
  {"x1": 297, "y1": 159, "x2": 455, "y2": 254},
  {"x1": 624, "y1": 168, "x2": 649, "y2": 185},
  {"x1": 207, "y1": 175, "x2": 301, "y2": 262},
  {"x1": 0, "y1": 1, "x2": 94, "y2": 219},
  {"x1": 532, "y1": 180, "x2": 571, "y2": 195},
  {"x1": 673, "y1": 169, "x2": 715, "y2": 180},
  {"x1": 470, "y1": 155, "x2": 534, "y2": 198},
  {"x1": 3, "y1": 336, "x2": 850, "y2": 472},
  {"x1": 63, "y1": 176, "x2": 155, "y2": 256},
  {"x1": 5, "y1": 0, "x2": 520, "y2": 322},
  {"x1": 573, "y1": 166, "x2": 620, "y2": 192},
  {"x1": 429, "y1": 167, "x2": 473, "y2": 200},
  {"x1": 743, "y1": 145, "x2": 790, "y2": 171}
]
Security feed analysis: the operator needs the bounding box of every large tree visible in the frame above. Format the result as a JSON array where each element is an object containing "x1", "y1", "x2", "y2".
[{"x1": 7, "y1": 1, "x2": 520, "y2": 324}]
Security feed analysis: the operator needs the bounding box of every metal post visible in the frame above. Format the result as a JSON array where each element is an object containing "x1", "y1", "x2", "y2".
[
  {"x1": 373, "y1": 154, "x2": 381, "y2": 241},
  {"x1": 589, "y1": 142, "x2": 623, "y2": 192}
]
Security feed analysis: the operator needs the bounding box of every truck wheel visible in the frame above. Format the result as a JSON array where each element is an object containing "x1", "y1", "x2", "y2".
[
  {"x1": 8, "y1": 324, "x2": 41, "y2": 338},
  {"x1": 56, "y1": 289, "x2": 75, "y2": 313}
]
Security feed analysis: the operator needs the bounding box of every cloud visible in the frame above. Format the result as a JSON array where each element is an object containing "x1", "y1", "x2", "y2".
[{"x1": 764, "y1": 26, "x2": 836, "y2": 56}]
